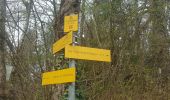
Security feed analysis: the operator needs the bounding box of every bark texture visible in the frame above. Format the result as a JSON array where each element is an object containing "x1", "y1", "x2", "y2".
[
  {"x1": 53, "y1": 0, "x2": 80, "y2": 99},
  {"x1": 0, "y1": 0, "x2": 6, "y2": 99}
]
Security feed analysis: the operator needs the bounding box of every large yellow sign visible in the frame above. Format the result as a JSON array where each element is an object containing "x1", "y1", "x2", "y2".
[
  {"x1": 42, "y1": 68, "x2": 76, "y2": 86},
  {"x1": 64, "y1": 14, "x2": 78, "y2": 32},
  {"x1": 65, "y1": 45, "x2": 111, "y2": 62},
  {"x1": 53, "y1": 31, "x2": 73, "y2": 54}
]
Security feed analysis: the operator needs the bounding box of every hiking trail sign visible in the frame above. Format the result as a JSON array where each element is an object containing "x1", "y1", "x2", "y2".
[
  {"x1": 65, "y1": 45, "x2": 111, "y2": 62},
  {"x1": 53, "y1": 31, "x2": 73, "y2": 54},
  {"x1": 42, "y1": 67, "x2": 75, "y2": 85},
  {"x1": 44, "y1": 13, "x2": 111, "y2": 100},
  {"x1": 64, "y1": 14, "x2": 78, "y2": 32}
]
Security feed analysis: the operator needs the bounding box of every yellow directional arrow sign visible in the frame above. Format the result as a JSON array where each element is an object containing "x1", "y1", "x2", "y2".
[
  {"x1": 42, "y1": 68, "x2": 76, "y2": 86},
  {"x1": 53, "y1": 31, "x2": 73, "y2": 54},
  {"x1": 64, "y1": 14, "x2": 78, "y2": 32},
  {"x1": 65, "y1": 45, "x2": 111, "y2": 62}
]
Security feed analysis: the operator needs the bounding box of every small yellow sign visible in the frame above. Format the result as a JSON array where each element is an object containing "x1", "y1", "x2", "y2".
[
  {"x1": 42, "y1": 68, "x2": 76, "y2": 86},
  {"x1": 64, "y1": 14, "x2": 78, "y2": 32},
  {"x1": 53, "y1": 31, "x2": 73, "y2": 54},
  {"x1": 65, "y1": 45, "x2": 111, "y2": 62}
]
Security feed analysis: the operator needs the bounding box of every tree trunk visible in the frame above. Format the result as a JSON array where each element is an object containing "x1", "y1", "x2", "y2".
[
  {"x1": 52, "y1": 0, "x2": 80, "y2": 99},
  {"x1": 54, "y1": 0, "x2": 80, "y2": 39},
  {"x1": 0, "y1": 0, "x2": 6, "y2": 99}
]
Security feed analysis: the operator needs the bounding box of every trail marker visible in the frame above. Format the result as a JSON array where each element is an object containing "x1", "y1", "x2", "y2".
[
  {"x1": 42, "y1": 68, "x2": 76, "y2": 86},
  {"x1": 65, "y1": 45, "x2": 111, "y2": 62},
  {"x1": 47, "y1": 13, "x2": 111, "y2": 100},
  {"x1": 53, "y1": 31, "x2": 73, "y2": 54},
  {"x1": 64, "y1": 14, "x2": 78, "y2": 32}
]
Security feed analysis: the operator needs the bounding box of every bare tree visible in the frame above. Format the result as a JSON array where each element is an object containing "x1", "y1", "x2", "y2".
[{"x1": 0, "y1": 0, "x2": 6, "y2": 99}]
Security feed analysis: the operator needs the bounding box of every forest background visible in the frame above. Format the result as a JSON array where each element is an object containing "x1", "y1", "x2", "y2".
[{"x1": 0, "y1": 0, "x2": 170, "y2": 100}]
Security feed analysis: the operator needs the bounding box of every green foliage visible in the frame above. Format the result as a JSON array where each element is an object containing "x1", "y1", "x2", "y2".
[
  {"x1": 77, "y1": 0, "x2": 170, "y2": 99},
  {"x1": 6, "y1": 0, "x2": 170, "y2": 99}
]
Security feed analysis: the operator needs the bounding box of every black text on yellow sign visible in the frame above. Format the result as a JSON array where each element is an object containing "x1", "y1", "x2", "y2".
[
  {"x1": 42, "y1": 67, "x2": 76, "y2": 86},
  {"x1": 64, "y1": 14, "x2": 78, "y2": 32},
  {"x1": 53, "y1": 31, "x2": 73, "y2": 54},
  {"x1": 65, "y1": 45, "x2": 111, "y2": 62}
]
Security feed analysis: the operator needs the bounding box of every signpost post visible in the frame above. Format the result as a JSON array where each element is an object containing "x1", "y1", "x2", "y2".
[
  {"x1": 64, "y1": 14, "x2": 79, "y2": 100},
  {"x1": 68, "y1": 58, "x2": 76, "y2": 100}
]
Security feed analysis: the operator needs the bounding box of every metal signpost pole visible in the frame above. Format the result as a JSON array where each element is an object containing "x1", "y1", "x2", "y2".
[
  {"x1": 68, "y1": 34, "x2": 76, "y2": 100},
  {"x1": 68, "y1": 13, "x2": 81, "y2": 100},
  {"x1": 68, "y1": 57, "x2": 76, "y2": 100}
]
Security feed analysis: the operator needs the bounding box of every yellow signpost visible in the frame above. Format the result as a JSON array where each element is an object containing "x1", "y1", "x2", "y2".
[
  {"x1": 53, "y1": 31, "x2": 73, "y2": 54},
  {"x1": 44, "y1": 13, "x2": 112, "y2": 100},
  {"x1": 65, "y1": 45, "x2": 111, "y2": 62},
  {"x1": 42, "y1": 67, "x2": 76, "y2": 86},
  {"x1": 64, "y1": 14, "x2": 78, "y2": 32}
]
